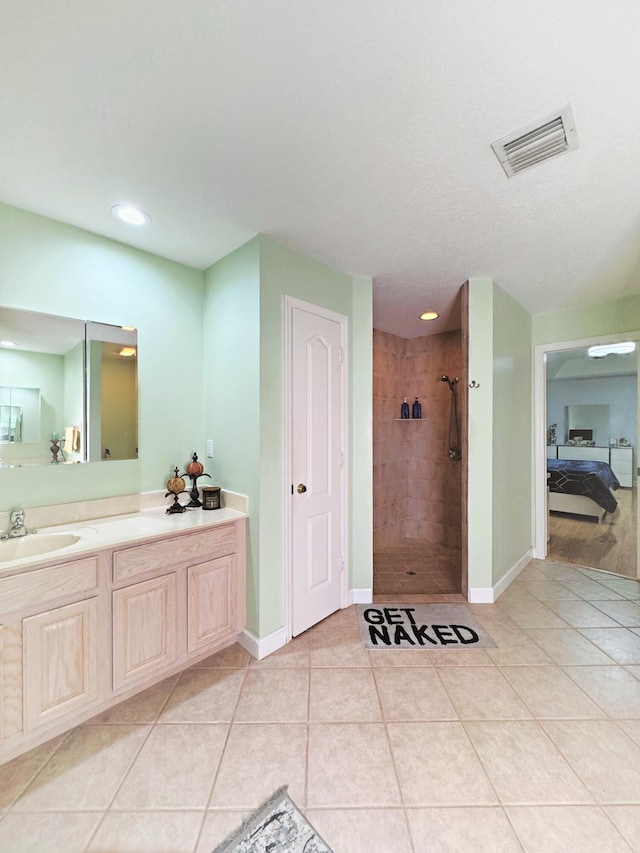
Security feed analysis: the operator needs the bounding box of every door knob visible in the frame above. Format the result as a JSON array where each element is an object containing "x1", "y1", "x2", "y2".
[{"x1": 297, "y1": 483, "x2": 307, "y2": 493}]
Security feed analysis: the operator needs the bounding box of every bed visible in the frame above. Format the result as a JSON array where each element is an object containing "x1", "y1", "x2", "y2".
[{"x1": 547, "y1": 458, "x2": 620, "y2": 523}]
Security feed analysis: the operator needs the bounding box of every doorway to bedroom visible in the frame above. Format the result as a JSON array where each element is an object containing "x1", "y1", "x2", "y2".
[{"x1": 538, "y1": 335, "x2": 639, "y2": 580}]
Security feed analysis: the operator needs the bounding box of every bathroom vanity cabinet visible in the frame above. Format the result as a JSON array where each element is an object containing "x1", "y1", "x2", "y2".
[{"x1": 0, "y1": 515, "x2": 246, "y2": 764}]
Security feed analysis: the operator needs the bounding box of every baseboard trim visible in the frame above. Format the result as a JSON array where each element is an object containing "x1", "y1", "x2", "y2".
[
  {"x1": 468, "y1": 548, "x2": 533, "y2": 604},
  {"x1": 239, "y1": 589, "x2": 374, "y2": 659},
  {"x1": 493, "y1": 548, "x2": 533, "y2": 600},
  {"x1": 348, "y1": 588, "x2": 373, "y2": 604},
  {"x1": 467, "y1": 587, "x2": 494, "y2": 603},
  {"x1": 237, "y1": 626, "x2": 288, "y2": 661}
]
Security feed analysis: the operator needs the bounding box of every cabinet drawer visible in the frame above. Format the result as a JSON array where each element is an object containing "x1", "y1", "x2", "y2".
[
  {"x1": 113, "y1": 524, "x2": 237, "y2": 582},
  {"x1": 0, "y1": 557, "x2": 98, "y2": 615},
  {"x1": 558, "y1": 446, "x2": 609, "y2": 463},
  {"x1": 610, "y1": 449, "x2": 632, "y2": 472}
]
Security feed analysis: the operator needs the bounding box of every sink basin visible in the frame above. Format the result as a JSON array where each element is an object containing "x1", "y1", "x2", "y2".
[{"x1": 0, "y1": 533, "x2": 81, "y2": 563}]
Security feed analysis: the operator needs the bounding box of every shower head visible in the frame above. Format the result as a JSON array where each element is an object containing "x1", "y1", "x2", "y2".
[{"x1": 440, "y1": 375, "x2": 459, "y2": 391}]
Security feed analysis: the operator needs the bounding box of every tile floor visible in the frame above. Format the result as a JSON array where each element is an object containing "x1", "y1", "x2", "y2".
[
  {"x1": 373, "y1": 540, "x2": 461, "y2": 595},
  {"x1": 1, "y1": 559, "x2": 640, "y2": 851}
]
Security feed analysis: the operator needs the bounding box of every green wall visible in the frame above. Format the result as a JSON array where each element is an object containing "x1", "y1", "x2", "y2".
[
  {"x1": 259, "y1": 237, "x2": 373, "y2": 637},
  {"x1": 467, "y1": 277, "x2": 533, "y2": 593},
  {"x1": 350, "y1": 277, "x2": 374, "y2": 592},
  {"x1": 492, "y1": 284, "x2": 533, "y2": 585},
  {"x1": 467, "y1": 278, "x2": 494, "y2": 592},
  {"x1": 203, "y1": 238, "x2": 261, "y2": 633},
  {"x1": 533, "y1": 293, "x2": 640, "y2": 345},
  {"x1": 0, "y1": 201, "x2": 204, "y2": 511},
  {"x1": 203, "y1": 235, "x2": 373, "y2": 638},
  {"x1": 532, "y1": 292, "x2": 640, "y2": 580},
  {"x1": 0, "y1": 202, "x2": 374, "y2": 643}
]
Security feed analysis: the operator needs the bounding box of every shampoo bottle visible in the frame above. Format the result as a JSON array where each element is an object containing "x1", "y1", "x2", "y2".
[
  {"x1": 400, "y1": 397, "x2": 410, "y2": 419},
  {"x1": 412, "y1": 397, "x2": 422, "y2": 419}
]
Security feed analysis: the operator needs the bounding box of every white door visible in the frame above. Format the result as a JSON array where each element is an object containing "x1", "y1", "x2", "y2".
[{"x1": 288, "y1": 299, "x2": 346, "y2": 636}]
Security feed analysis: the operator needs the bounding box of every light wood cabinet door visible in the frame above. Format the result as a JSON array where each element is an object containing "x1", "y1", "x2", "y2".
[
  {"x1": 188, "y1": 555, "x2": 237, "y2": 654},
  {"x1": 23, "y1": 598, "x2": 99, "y2": 733},
  {"x1": 113, "y1": 574, "x2": 177, "y2": 690}
]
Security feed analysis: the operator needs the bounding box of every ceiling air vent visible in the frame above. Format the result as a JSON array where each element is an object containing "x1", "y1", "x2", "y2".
[{"x1": 491, "y1": 105, "x2": 578, "y2": 178}]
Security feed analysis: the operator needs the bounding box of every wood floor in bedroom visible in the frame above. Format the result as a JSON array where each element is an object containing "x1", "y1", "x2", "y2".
[{"x1": 547, "y1": 487, "x2": 637, "y2": 579}]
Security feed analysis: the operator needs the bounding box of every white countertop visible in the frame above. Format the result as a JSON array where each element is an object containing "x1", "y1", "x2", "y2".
[{"x1": 0, "y1": 505, "x2": 247, "y2": 575}]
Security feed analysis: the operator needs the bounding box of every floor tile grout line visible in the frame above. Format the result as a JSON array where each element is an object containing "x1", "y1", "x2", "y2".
[
  {"x1": 80, "y1": 721, "x2": 158, "y2": 851},
  {"x1": 610, "y1": 718, "x2": 640, "y2": 751},
  {"x1": 496, "y1": 663, "x2": 611, "y2": 721},
  {"x1": 4, "y1": 728, "x2": 74, "y2": 814},
  {"x1": 449, "y1": 718, "x2": 503, "y2": 808},
  {"x1": 194, "y1": 665, "x2": 251, "y2": 853},
  {"x1": 557, "y1": 660, "x2": 634, "y2": 719},
  {"x1": 496, "y1": 805, "x2": 528, "y2": 851},
  {"x1": 573, "y1": 627, "x2": 638, "y2": 666},
  {"x1": 460, "y1": 717, "x2": 596, "y2": 808},
  {"x1": 519, "y1": 623, "x2": 621, "y2": 667},
  {"x1": 534, "y1": 718, "x2": 624, "y2": 806},
  {"x1": 82, "y1": 672, "x2": 186, "y2": 848},
  {"x1": 430, "y1": 664, "x2": 462, "y2": 722},
  {"x1": 601, "y1": 803, "x2": 640, "y2": 850},
  {"x1": 370, "y1": 666, "x2": 416, "y2": 853},
  {"x1": 303, "y1": 644, "x2": 312, "y2": 810}
]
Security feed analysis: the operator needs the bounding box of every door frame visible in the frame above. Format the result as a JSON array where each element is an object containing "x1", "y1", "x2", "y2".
[
  {"x1": 533, "y1": 329, "x2": 640, "y2": 559},
  {"x1": 283, "y1": 295, "x2": 349, "y2": 641}
]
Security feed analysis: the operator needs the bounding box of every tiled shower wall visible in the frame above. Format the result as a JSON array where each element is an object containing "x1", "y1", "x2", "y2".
[{"x1": 373, "y1": 328, "x2": 463, "y2": 551}]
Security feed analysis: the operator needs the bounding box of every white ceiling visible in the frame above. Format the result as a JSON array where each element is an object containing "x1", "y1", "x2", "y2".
[
  {"x1": 547, "y1": 346, "x2": 638, "y2": 380},
  {"x1": 1, "y1": 1, "x2": 640, "y2": 338}
]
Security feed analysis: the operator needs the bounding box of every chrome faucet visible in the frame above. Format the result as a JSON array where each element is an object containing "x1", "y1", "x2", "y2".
[{"x1": 0, "y1": 509, "x2": 37, "y2": 540}]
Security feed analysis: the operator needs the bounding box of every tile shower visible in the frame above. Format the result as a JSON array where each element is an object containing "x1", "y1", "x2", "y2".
[{"x1": 373, "y1": 328, "x2": 463, "y2": 594}]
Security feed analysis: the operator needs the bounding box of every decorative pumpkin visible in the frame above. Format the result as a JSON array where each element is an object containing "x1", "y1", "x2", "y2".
[
  {"x1": 186, "y1": 452, "x2": 204, "y2": 478},
  {"x1": 166, "y1": 467, "x2": 186, "y2": 495}
]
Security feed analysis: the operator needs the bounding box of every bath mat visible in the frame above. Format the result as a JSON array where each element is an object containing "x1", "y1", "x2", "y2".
[
  {"x1": 357, "y1": 603, "x2": 496, "y2": 650},
  {"x1": 212, "y1": 786, "x2": 333, "y2": 853}
]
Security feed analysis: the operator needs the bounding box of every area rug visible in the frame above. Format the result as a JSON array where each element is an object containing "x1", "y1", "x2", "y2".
[
  {"x1": 357, "y1": 603, "x2": 496, "y2": 649},
  {"x1": 212, "y1": 786, "x2": 334, "y2": 853}
]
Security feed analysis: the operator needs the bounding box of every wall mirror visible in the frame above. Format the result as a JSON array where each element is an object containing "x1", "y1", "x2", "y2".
[
  {"x1": 565, "y1": 404, "x2": 610, "y2": 445},
  {"x1": 0, "y1": 307, "x2": 137, "y2": 467}
]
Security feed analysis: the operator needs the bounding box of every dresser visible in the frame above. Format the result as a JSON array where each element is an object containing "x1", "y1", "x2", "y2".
[
  {"x1": 609, "y1": 447, "x2": 633, "y2": 488},
  {"x1": 547, "y1": 445, "x2": 634, "y2": 488}
]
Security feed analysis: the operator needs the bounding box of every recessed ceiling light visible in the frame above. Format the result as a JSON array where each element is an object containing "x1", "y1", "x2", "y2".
[
  {"x1": 111, "y1": 204, "x2": 151, "y2": 226},
  {"x1": 0, "y1": 340, "x2": 17, "y2": 347},
  {"x1": 118, "y1": 347, "x2": 137, "y2": 358},
  {"x1": 587, "y1": 341, "x2": 636, "y2": 358},
  {"x1": 420, "y1": 311, "x2": 439, "y2": 321}
]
